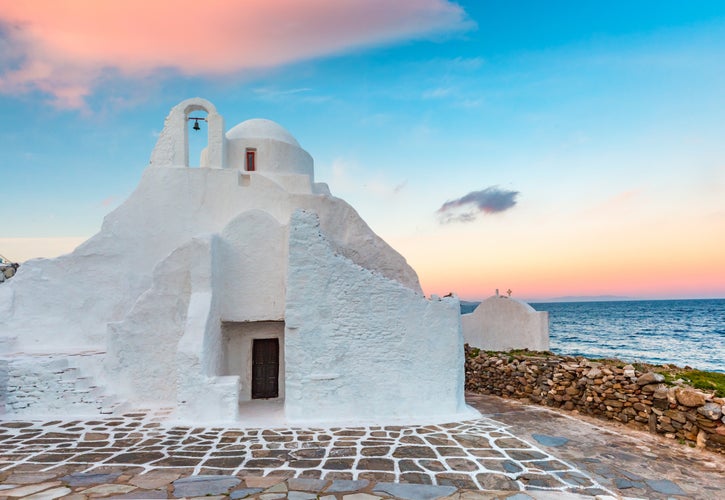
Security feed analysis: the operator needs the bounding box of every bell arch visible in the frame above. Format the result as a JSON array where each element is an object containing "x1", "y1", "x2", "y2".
[{"x1": 149, "y1": 97, "x2": 226, "y2": 168}]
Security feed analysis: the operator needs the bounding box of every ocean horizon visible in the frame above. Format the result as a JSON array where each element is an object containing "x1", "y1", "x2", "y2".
[
  {"x1": 527, "y1": 298, "x2": 724, "y2": 373},
  {"x1": 461, "y1": 297, "x2": 724, "y2": 373}
]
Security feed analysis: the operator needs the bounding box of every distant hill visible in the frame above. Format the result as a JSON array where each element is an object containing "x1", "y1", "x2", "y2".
[
  {"x1": 460, "y1": 300, "x2": 481, "y2": 314},
  {"x1": 458, "y1": 295, "x2": 633, "y2": 314}
]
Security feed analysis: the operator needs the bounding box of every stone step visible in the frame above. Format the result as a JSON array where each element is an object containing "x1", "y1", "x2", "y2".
[
  {"x1": 99, "y1": 398, "x2": 130, "y2": 415},
  {"x1": 60, "y1": 367, "x2": 79, "y2": 380},
  {"x1": 73, "y1": 377, "x2": 94, "y2": 390}
]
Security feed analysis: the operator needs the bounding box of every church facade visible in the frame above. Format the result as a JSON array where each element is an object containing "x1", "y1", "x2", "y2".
[{"x1": 0, "y1": 98, "x2": 473, "y2": 425}]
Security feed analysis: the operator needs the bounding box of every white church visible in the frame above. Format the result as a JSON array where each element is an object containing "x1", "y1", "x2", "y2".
[{"x1": 0, "y1": 98, "x2": 474, "y2": 425}]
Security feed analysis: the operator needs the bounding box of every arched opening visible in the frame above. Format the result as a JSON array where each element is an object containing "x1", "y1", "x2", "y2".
[
  {"x1": 150, "y1": 98, "x2": 225, "y2": 169},
  {"x1": 186, "y1": 109, "x2": 209, "y2": 168}
]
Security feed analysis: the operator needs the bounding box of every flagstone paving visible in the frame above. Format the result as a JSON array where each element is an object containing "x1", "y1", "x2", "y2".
[{"x1": 0, "y1": 393, "x2": 723, "y2": 499}]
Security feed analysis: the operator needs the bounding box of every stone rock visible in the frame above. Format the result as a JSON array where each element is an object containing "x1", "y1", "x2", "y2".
[
  {"x1": 615, "y1": 478, "x2": 646, "y2": 489},
  {"x1": 22, "y1": 487, "x2": 72, "y2": 500},
  {"x1": 80, "y1": 484, "x2": 136, "y2": 496},
  {"x1": 475, "y1": 473, "x2": 519, "y2": 491},
  {"x1": 372, "y1": 482, "x2": 457, "y2": 500},
  {"x1": 531, "y1": 434, "x2": 569, "y2": 447},
  {"x1": 645, "y1": 479, "x2": 686, "y2": 495},
  {"x1": 130, "y1": 471, "x2": 181, "y2": 489},
  {"x1": 675, "y1": 388, "x2": 706, "y2": 407},
  {"x1": 664, "y1": 409, "x2": 687, "y2": 424},
  {"x1": 287, "y1": 478, "x2": 329, "y2": 492},
  {"x1": 652, "y1": 386, "x2": 669, "y2": 399},
  {"x1": 586, "y1": 368, "x2": 602, "y2": 379},
  {"x1": 341, "y1": 494, "x2": 381, "y2": 500},
  {"x1": 636, "y1": 372, "x2": 665, "y2": 386},
  {"x1": 105, "y1": 491, "x2": 167, "y2": 499},
  {"x1": 60, "y1": 473, "x2": 121, "y2": 486},
  {"x1": 287, "y1": 492, "x2": 318, "y2": 500},
  {"x1": 172, "y1": 475, "x2": 241, "y2": 498},
  {"x1": 326, "y1": 480, "x2": 371, "y2": 493},
  {"x1": 230, "y1": 489, "x2": 264, "y2": 499},
  {"x1": 697, "y1": 429, "x2": 708, "y2": 448},
  {"x1": 0, "y1": 482, "x2": 61, "y2": 497},
  {"x1": 696, "y1": 402, "x2": 722, "y2": 420}
]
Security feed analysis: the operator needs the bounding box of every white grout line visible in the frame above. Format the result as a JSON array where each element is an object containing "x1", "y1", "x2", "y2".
[{"x1": 0, "y1": 414, "x2": 617, "y2": 495}]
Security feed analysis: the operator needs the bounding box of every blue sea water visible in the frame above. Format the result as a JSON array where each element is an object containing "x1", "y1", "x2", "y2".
[{"x1": 528, "y1": 299, "x2": 725, "y2": 373}]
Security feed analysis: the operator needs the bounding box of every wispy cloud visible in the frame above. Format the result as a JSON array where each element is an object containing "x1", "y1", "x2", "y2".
[
  {"x1": 0, "y1": 0, "x2": 471, "y2": 109},
  {"x1": 422, "y1": 87, "x2": 453, "y2": 99},
  {"x1": 437, "y1": 186, "x2": 519, "y2": 224},
  {"x1": 253, "y1": 87, "x2": 312, "y2": 98},
  {"x1": 253, "y1": 87, "x2": 332, "y2": 104},
  {"x1": 99, "y1": 196, "x2": 118, "y2": 208},
  {"x1": 329, "y1": 157, "x2": 407, "y2": 199},
  {"x1": 586, "y1": 189, "x2": 642, "y2": 216}
]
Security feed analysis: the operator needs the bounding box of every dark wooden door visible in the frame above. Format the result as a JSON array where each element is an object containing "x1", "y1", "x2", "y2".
[
  {"x1": 246, "y1": 150, "x2": 256, "y2": 171},
  {"x1": 252, "y1": 338, "x2": 279, "y2": 399}
]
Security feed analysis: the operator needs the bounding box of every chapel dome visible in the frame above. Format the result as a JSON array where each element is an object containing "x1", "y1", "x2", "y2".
[{"x1": 226, "y1": 118, "x2": 300, "y2": 147}]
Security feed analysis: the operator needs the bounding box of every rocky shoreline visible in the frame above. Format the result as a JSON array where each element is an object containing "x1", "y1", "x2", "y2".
[
  {"x1": 465, "y1": 345, "x2": 725, "y2": 454},
  {"x1": 0, "y1": 261, "x2": 18, "y2": 283}
]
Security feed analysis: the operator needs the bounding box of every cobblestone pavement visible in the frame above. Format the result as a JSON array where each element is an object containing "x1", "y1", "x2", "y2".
[
  {"x1": 466, "y1": 393, "x2": 725, "y2": 500},
  {"x1": 0, "y1": 393, "x2": 723, "y2": 499}
]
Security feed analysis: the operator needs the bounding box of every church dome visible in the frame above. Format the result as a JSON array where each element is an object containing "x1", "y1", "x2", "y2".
[{"x1": 226, "y1": 118, "x2": 300, "y2": 147}]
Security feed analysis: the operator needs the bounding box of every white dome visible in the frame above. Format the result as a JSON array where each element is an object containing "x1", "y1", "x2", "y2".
[{"x1": 226, "y1": 118, "x2": 300, "y2": 147}]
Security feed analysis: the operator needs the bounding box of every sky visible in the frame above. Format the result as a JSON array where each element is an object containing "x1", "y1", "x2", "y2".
[{"x1": 1, "y1": 0, "x2": 724, "y2": 301}]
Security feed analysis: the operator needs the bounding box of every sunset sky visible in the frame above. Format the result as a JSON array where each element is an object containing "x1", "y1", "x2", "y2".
[{"x1": 1, "y1": 1, "x2": 724, "y2": 301}]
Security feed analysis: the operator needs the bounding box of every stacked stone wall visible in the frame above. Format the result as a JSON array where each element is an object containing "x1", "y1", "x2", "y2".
[
  {"x1": 465, "y1": 346, "x2": 725, "y2": 454},
  {"x1": 0, "y1": 354, "x2": 125, "y2": 416},
  {"x1": 0, "y1": 263, "x2": 18, "y2": 283}
]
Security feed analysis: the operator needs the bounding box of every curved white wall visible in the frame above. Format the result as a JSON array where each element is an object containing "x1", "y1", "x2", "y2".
[
  {"x1": 461, "y1": 296, "x2": 549, "y2": 352},
  {"x1": 0, "y1": 167, "x2": 420, "y2": 352},
  {"x1": 0, "y1": 98, "x2": 448, "y2": 425},
  {"x1": 219, "y1": 210, "x2": 287, "y2": 322},
  {"x1": 284, "y1": 210, "x2": 471, "y2": 424},
  {"x1": 227, "y1": 138, "x2": 314, "y2": 179},
  {"x1": 150, "y1": 97, "x2": 225, "y2": 169}
]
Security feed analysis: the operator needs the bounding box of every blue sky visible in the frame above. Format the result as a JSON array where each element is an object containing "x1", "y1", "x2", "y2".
[{"x1": 1, "y1": 1, "x2": 724, "y2": 299}]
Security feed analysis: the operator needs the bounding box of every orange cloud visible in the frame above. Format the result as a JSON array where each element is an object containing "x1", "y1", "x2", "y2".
[
  {"x1": 0, "y1": 0, "x2": 470, "y2": 108},
  {"x1": 0, "y1": 238, "x2": 87, "y2": 263}
]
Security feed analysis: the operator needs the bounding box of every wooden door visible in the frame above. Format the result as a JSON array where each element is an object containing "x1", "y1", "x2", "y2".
[
  {"x1": 246, "y1": 149, "x2": 256, "y2": 171},
  {"x1": 252, "y1": 338, "x2": 279, "y2": 399}
]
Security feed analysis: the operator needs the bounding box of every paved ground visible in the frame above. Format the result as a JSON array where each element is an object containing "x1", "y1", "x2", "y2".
[
  {"x1": 0, "y1": 393, "x2": 723, "y2": 499},
  {"x1": 466, "y1": 393, "x2": 725, "y2": 499}
]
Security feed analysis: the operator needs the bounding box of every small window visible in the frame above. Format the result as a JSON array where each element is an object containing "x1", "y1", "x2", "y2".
[{"x1": 245, "y1": 148, "x2": 256, "y2": 171}]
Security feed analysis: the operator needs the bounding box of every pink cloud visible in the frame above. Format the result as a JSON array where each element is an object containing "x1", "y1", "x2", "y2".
[{"x1": 0, "y1": 0, "x2": 471, "y2": 108}]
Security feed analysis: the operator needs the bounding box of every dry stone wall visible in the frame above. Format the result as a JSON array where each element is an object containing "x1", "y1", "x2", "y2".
[
  {"x1": 464, "y1": 346, "x2": 725, "y2": 454},
  {"x1": 0, "y1": 263, "x2": 18, "y2": 283},
  {"x1": 0, "y1": 354, "x2": 126, "y2": 416}
]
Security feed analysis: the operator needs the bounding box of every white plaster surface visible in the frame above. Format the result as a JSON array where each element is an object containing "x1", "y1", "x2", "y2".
[
  {"x1": 0, "y1": 98, "x2": 459, "y2": 424},
  {"x1": 462, "y1": 296, "x2": 549, "y2": 352},
  {"x1": 284, "y1": 210, "x2": 474, "y2": 424},
  {"x1": 222, "y1": 321, "x2": 286, "y2": 402}
]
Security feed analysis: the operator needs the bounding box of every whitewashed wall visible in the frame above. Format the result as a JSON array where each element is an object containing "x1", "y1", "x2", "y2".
[
  {"x1": 222, "y1": 321, "x2": 285, "y2": 402},
  {"x1": 284, "y1": 210, "x2": 472, "y2": 424},
  {"x1": 0, "y1": 99, "x2": 441, "y2": 423},
  {"x1": 462, "y1": 296, "x2": 549, "y2": 352},
  {"x1": 219, "y1": 211, "x2": 287, "y2": 322}
]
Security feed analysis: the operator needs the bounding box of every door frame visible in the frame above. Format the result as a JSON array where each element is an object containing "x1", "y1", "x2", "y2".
[
  {"x1": 252, "y1": 338, "x2": 279, "y2": 399},
  {"x1": 221, "y1": 321, "x2": 285, "y2": 402}
]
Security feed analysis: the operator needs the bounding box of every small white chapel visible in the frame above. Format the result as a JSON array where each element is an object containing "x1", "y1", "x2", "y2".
[{"x1": 0, "y1": 98, "x2": 473, "y2": 425}]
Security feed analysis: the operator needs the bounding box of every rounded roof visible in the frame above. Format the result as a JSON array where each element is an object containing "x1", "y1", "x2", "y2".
[{"x1": 226, "y1": 118, "x2": 300, "y2": 147}]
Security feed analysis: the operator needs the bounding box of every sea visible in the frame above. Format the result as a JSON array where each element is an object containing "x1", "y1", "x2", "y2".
[{"x1": 528, "y1": 299, "x2": 725, "y2": 373}]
